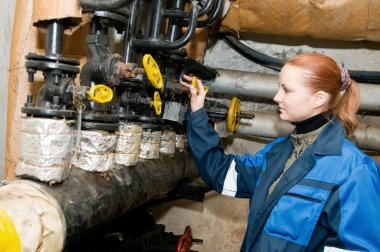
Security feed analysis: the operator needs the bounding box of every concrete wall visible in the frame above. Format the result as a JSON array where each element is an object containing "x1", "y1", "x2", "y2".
[{"x1": 0, "y1": 0, "x2": 16, "y2": 179}]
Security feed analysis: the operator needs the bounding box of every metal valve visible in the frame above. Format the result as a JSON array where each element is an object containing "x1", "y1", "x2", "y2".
[
  {"x1": 143, "y1": 54, "x2": 164, "y2": 90},
  {"x1": 88, "y1": 84, "x2": 113, "y2": 103},
  {"x1": 151, "y1": 91, "x2": 162, "y2": 115}
]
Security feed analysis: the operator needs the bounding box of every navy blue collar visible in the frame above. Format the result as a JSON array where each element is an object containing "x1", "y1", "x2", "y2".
[{"x1": 313, "y1": 116, "x2": 345, "y2": 156}]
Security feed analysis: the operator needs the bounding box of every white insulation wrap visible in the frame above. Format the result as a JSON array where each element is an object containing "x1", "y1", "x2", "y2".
[
  {"x1": 175, "y1": 134, "x2": 186, "y2": 152},
  {"x1": 114, "y1": 123, "x2": 143, "y2": 167},
  {"x1": 72, "y1": 130, "x2": 116, "y2": 172},
  {"x1": 0, "y1": 181, "x2": 65, "y2": 252},
  {"x1": 159, "y1": 130, "x2": 176, "y2": 156},
  {"x1": 139, "y1": 130, "x2": 161, "y2": 159},
  {"x1": 16, "y1": 117, "x2": 75, "y2": 183}
]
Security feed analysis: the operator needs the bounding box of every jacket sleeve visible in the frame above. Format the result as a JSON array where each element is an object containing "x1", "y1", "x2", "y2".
[
  {"x1": 186, "y1": 108, "x2": 268, "y2": 198},
  {"x1": 324, "y1": 158, "x2": 380, "y2": 251}
]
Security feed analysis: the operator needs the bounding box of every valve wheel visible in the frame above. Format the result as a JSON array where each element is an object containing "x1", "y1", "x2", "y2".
[
  {"x1": 177, "y1": 226, "x2": 193, "y2": 252},
  {"x1": 188, "y1": 76, "x2": 208, "y2": 97},
  {"x1": 227, "y1": 97, "x2": 241, "y2": 133},
  {"x1": 88, "y1": 84, "x2": 113, "y2": 104},
  {"x1": 143, "y1": 54, "x2": 163, "y2": 90},
  {"x1": 153, "y1": 91, "x2": 162, "y2": 116}
]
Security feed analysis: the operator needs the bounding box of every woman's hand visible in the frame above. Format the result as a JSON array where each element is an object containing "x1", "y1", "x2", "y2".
[{"x1": 180, "y1": 75, "x2": 206, "y2": 112}]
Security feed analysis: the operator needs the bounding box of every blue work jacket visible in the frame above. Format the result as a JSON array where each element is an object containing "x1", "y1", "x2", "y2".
[{"x1": 186, "y1": 108, "x2": 380, "y2": 252}]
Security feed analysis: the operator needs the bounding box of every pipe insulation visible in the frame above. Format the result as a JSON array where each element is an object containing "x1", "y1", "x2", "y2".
[
  {"x1": 0, "y1": 150, "x2": 198, "y2": 250},
  {"x1": 208, "y1": 68, "x2": 380, "y2": 112},
  {"x1": 214, "y1": 112, "x2": 380, "y2": 152},
  {"x1": 220, "y1": 0, "x2": 380, "y2": 42}
]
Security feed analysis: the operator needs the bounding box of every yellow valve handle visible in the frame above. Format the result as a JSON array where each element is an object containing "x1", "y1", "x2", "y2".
[
  {"x1": 188, "y1": 76, "x2": 208, "y2": 97},
  {"x1": 143, "y1": 54, "x2": 163, "y2": 90},
  {"x1": 88, "y1": 84, "x2": 113, "y2": 103},
  {"x1": 227, "y1": 97, "x2": 241, "y2": 133},
  {"x1": 152, "y1": 91, "x2": 162, "y2": 115},
  {"x1": 0, "y1": 207, "x2": 22, "y2": 252}
]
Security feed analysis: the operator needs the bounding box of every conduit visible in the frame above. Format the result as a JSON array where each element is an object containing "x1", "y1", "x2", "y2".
[
  {"x1": 223, "y1": 34, "x2": 380, "y2": 84},
  {"x1": 208, "y1": 68, "x2": 380, "y2": 112},
  {"x1": 214, "y1": 112, "x2": 380, "y2": 152},
  {"x1": 0, "y1": 150, "x2": 198, "y2": 250}
]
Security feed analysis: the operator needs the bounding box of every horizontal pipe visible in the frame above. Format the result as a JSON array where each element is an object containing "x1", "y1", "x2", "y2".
[
  {"x1": 78, "y1": 0, "x2": 134, "y2": 11},
  {"x1": 207, "y1": 68, "x2": 380, "y2": 112},
  {"x1": 214, "y1": 111, "x2": 380, "y2": 152},
  {"x1": 0, "y1": 150, "x2": 198, "y2": 249}
]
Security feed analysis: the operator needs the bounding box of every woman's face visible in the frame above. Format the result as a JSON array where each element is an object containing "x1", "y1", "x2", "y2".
[{"x1": 274, "y1": 64, "x2": 322, "y2": 122}]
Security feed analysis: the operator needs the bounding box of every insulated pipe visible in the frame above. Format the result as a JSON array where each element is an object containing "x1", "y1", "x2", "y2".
[
  {"x1": 0, "y1": 150, "x2": 198, "y2": 250},
  {"x1": 223, "y1": 34, "x2": 380, "y2": 84},
  {"x1": 207, "y1": 68, "x2": 380, "y2": 112},
  {"x1": 78, "y1": 0, "x2": 135, "y2": 11},
  {"x1": 214, "y1": 112, "x2": 380, "y2": 152}
]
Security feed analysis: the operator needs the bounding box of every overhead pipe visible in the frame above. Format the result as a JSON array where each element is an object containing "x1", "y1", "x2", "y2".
[
  {"x1": 207, "y1": 68, "x2": 380, "y2": 112},
  {"x1": 214, "y1": 111, "x2": 380, "y2": 152},
  {"x1": 164, "y1": 0, "x2": 214, "y2": 19},
  {"x1": 0, "y1": 150, "x2": 199, "y2": 250},
  {"x1": 78, "y1": 0, "x2": 135, "y2": 11},
  {"x1": 131, "y1": 1, "x2": 199, "y2": 51},
  {"x1": 175, "y1": 0, "x2": 223, "y2": 28},
  {"x1": 223, "y1": 34, "x2": 380, "y2": 84}
]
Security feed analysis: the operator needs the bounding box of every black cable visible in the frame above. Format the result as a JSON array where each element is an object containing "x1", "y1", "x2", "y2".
[{"x1": 223, "y1": 34, "x2": 380, "y2": 84}]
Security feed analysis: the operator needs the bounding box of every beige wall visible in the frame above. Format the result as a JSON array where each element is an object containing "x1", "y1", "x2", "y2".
[{"x1": 0, "y1": 0, "x2": 16, "y2": 179}]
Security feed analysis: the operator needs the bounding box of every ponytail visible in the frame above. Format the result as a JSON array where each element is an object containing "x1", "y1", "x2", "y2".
[{"x1": 335, "y1": 80, "x2": 360, "y2": 135}]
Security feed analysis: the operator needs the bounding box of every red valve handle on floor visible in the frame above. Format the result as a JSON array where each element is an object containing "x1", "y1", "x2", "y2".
[{"x1": 177, "y1": 226, "x2": 193, "y2": 252}]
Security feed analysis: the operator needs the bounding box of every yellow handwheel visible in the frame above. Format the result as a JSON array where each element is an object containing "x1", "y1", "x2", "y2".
[
  {"x1": 227, "y1": 97, "x2": 241, "y2": 133},
  {"x1": 143, "y1": 54, "x2": 163, "y2": 90},
  {"x1": 152, "y1": 91, "x2": 162, "y2": 115},
  {"x1": 88, "y1": 84, "x2": 113, "y2": 103},
  {"x1": 188, "y1": 76, "x2": 208, "y2": 97},
  {"x1": 0, "y1": 207, "x2": 21, "y2": 252}
]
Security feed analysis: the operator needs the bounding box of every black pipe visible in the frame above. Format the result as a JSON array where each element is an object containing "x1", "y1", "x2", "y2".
[
  {"x1": 46, "y1": 20, "x2": 63, "y2": 56},
  {"x1": 175, "y1": 0, "x2": 223, "y2": 28},
  {"x1": 78, "y1": 0, "x2": 135, "y2": 11},
  {"x1": 9, "y1": 149, "x2": 198, "y2": 245},
  {"x1": 167, "y1": 0, "x2": 185, "y2": 42},
  {"x1": 131, "y1": 2, "x2": 199, "y2": 51},
  {"x1": 223, "y1": 34, "x2": 283, "y2": 71},
  {"x1": 223, "y1": 34, "x2": 380, "y2": 84},
  {"x1": 163, "y1": 0, "x2": 214, "y2": 19},
  {"x1": 148, "y1": 0, "x2": 166, "y2": 39},
  {"x1": 124, "y1": 0, "x2": 138, "y2": 62}
]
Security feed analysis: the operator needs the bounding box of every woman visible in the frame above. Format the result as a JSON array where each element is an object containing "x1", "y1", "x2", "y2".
[{"x1": 181, "y1": 53, "x2": 380, "y2": 251}]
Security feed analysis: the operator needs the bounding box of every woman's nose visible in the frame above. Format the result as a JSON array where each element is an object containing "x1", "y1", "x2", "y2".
[{"x1": 273, "y1": 90, "x2": 281, "y2": 104}]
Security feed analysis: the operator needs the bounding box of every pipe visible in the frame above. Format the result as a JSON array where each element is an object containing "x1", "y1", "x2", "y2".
[
  {"x1": 207, "y1": 68, "x2": 380, "y2": 112},
  {"x1": 223, "y1": 34, "x2": 380, "y2": 84},
  {"x1": 131, "y1": 1, "x2": 199, "y2": 51},
  {"x1": 163, "y1": 0, "x2": 214, "y2": 19},
  {"x1": 214, "y1": 112, "x2": 380, "y2": 152},
  {"x1": 124, "y1": 0, "x2": 138, "y2": 62},
  {"x1": 0, "y1": 150, "x2": 198, "y2": 250},
  {"x1": 78, "y1": 0, "x2": 135, "y2": 11},
  {"x1": 46, "y1": 20, "x2": 63, "y2": 56},
  {"x1": 148, "y1": 0, "x2": 166, "y2": 39},
  {"x1": 167, "y1": 0, "x2": 185, "y2": 42},
  {"x1": 175, "y1": 0, "x2": 223, "y2": 28}
]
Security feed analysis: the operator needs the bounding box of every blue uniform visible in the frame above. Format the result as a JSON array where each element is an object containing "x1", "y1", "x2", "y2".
[{"x1": 186, "y1": 108, "x2": 380, "y2": 252}]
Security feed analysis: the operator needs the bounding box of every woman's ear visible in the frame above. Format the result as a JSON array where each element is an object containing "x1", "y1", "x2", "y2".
[{"x1": 313, "y1": 91, "x2": 328, "y2": 109}]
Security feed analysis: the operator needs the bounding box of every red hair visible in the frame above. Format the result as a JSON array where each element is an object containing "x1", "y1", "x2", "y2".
[{"x1": 285, "y1": 53, "x2": 360, "y2": 135}]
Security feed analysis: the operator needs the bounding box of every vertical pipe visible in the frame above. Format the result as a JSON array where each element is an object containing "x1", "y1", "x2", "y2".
[
  {"x1": 167, "y1": 0, "x2": 184, "y2": 42},
  {"x1": 124, "y1": 0, "x2": 138, "y2": 62},
  {"x1": 148, "y1": 0, "x2": 165, "y2": 39},
  {"x1": 46, "y1": 20, "x2": 63, "y2": 56}
]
